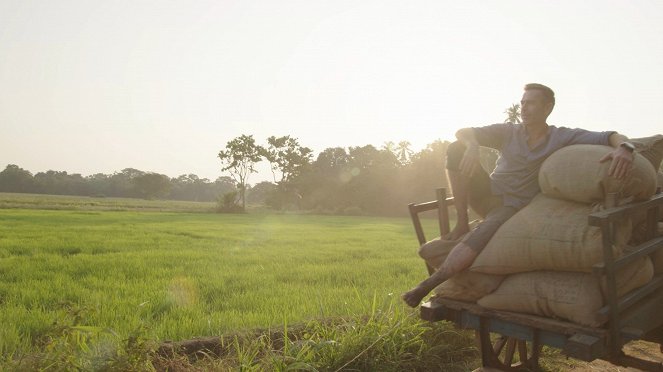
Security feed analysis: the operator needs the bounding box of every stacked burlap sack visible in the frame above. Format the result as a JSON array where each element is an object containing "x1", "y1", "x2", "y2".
[{"x1": 426, "y1": 136, "x2": 663, "y2": 328}]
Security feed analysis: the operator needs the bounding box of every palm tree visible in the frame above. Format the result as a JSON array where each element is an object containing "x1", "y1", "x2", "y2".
[
  {"x1": 504, "y1": 103, "x2": 521, "y2": 124},
  {"x1": 396, "y1": 141, "x2": 414, "y2": 164},
  {"x1": 382, "y1": 141, "x2": 397, "y2": 156}
]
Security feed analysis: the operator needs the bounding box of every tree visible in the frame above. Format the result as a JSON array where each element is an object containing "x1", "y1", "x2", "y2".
[
  {"x1": 404, "y1": 140, "x2": 450, "y2": 206},
  {"x1": 345, "y1": 145, "x2": 400, "y2": 214},
  {"x1": 214, "y1": 176, "x2": 237, "y2": 193},
  {"x1": 262, "y1": 135, "x2": 314, "y2": 211},
  {"x1": 246, "y1": 181, "x2": 277, "y2": 205},
  {"x1": 109, "y1": 168, "x2": 145, "y2": 198},
  {"x1": 0, "y1": 164, "x2": 35, "y2": 193},
  {"x1": 86, "y1": 173, "x2": 111, "y2": 197},
  {"x1": 33, "y1": 170, "x2": 84, "y2": 195},
  {"x1": 382, "y1": 141, "x2": 397, "y2": 156},
  {"x1": 263, "y1": 135, "x2": 313, "y2": 184},
  {"x1": 133, "y1": 173, "x2": 171, "y2": 199},
  {"x1": 217, "y1": 135, "x2": 263, "y2": 211},
  {"x1": 314, "y1": 147, "x2": 350, "y2": 170},
  {"x1": 170, "y1": 173, "x2": 221, "y2": 201},
  {"x1": 504, "y1": 103, "x2": 521, "y2": 124},
  {"x1": 396, "y1": 141, "x2": 414, "y2": 164}
]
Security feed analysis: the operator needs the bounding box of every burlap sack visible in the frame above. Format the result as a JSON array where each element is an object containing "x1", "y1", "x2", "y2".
[
  {"x1": 631, "y1": 134, "x2": 663, "y2": 171},
  {"x1": 418, "y1": 236, "x2": 458, "y2": 269},
  {"x1": 419, "y1": 236, "x2": 504, "y2": 302},
  {"x1": 471, "y1": 194, "x2": 631, "y2": 275},
  {"x1": 435, "y1": 271, "x2": 504, "y2": 302},
  {"x1": 539, "y1": 145, "x2": 657, "y2": 204},
  {"x1": 477, "y1": 257, "x2": 654, "y2": 327}
]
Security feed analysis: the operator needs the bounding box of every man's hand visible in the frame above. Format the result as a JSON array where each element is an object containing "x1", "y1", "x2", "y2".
[
  {"x1": 459, "y1": 143, "x2": 481, "y2": 177},
  {"x1": 599, "y1": 146, "x2": 634, "y2": 180}
]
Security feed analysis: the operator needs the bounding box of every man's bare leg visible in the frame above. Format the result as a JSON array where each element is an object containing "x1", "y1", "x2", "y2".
[
  {"x1": 401, "y1": 242, "x2": 479, "y2": 307},
  {"x1": 447, "y1": 169, "x2": 471, "y2": 240}
]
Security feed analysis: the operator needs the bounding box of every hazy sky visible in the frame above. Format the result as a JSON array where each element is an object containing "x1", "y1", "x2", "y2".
[{"x1": 1, "y1": 0, "x2": 662, "y2": 184}]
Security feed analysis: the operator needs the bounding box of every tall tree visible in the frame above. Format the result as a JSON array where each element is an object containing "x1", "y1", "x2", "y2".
[
  {"x1": 0, "y1": 164, "x2": 35, "y2": 193},
  {"x1": 109, "y1": 168, "x2": 145, "y2": 198},
  {"x1": 504, "y1": 103, "x2": 522, "y2": 124},
  {"x1": 263, "y1": 135, "x2": 313, "y2": 184},
  {"x1": 218, "y1": 135, "x2": 263, "y2": 211},
  {"x1": 396, "y1": 140, "x2": 414, "y2": 164},
  {"x1": 133, "y1": 173, "x2": 171, "y2": 199},
  {"x1": 382, "y1": 141, "x2": 397, "y2": 156}
]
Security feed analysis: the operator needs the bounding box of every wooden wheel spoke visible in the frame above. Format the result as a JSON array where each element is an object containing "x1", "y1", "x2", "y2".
[
  {"x1": 503, "y1": 338, "x2": 517, "y2": 366},
  {"x1": 493, "y1": 336, "x2": 508, "y2": 355},
  {"x1": 517, "y1": 340, "x2": 529, "y2": 364},
  {"x1": 476, "y1": 321, "x2": 542, "y2": 371}
]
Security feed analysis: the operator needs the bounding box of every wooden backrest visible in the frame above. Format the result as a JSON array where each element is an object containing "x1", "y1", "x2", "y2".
[{"x1": 407, "y1": 188, "x2": 454, "y2": 275}]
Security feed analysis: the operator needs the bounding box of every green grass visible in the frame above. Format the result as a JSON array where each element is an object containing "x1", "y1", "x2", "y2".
[
  {"x1": 0, "y1": 206, "x2": 445, "y2": 361},
  {"x1": 0, "y1": 194, "x2": 599, "y2": 371},
  {"x1": 0, "y1": 192, "x2": 217, "y2": 212}
]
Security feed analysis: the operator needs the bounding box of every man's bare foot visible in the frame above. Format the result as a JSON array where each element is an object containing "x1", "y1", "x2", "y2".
[{"x1": 401, "y1": 285, "x2": 432, "y2": 308}]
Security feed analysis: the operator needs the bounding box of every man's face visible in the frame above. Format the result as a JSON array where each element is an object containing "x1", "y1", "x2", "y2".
[{"x1": 520, "y1": 89, "x2": 553, "y2": 126}]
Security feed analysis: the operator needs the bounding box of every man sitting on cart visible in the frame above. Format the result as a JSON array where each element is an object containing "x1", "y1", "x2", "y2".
[{"x1": 402, "y1": 83, "x2": 636, "y2": 308}]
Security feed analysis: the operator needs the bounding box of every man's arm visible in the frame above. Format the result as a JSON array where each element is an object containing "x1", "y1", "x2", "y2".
[
  {"x1": 455, "y1": 128, "x2": 481, "y2": 177},
  {"x1": 608, "y1": 132, "x2": 629, "y2": 148},
  {"x1": 600, "y1": 132, "x2": 634, "y2": 180}
]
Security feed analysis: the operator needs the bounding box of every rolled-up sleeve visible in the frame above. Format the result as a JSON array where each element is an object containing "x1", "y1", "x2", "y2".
[{"x1": 472, "y1": 123, "x2": 512, "y2": 150}]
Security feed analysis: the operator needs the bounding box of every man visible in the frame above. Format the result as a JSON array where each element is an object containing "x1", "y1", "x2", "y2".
[{"x1": 402, "y1": 83, "x2": 635, "y2": 308}]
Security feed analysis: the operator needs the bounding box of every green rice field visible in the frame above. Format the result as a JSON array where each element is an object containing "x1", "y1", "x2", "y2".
[
  {"x1": 0, "y1": 194, "x2": 438, "y2": 360},
  {"x1": 1, "y1": 194, "x2": 609, "y2": 371}
]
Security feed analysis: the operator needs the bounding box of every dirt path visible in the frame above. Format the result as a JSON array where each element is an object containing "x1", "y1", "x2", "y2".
[{"x1": 566, "y1": 340, "x2": 663, "y2": 371}]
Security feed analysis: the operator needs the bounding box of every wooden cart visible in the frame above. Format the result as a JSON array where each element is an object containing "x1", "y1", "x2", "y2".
[{"x1": 408, "y1": 188, "x2": 663, "y2": 371}]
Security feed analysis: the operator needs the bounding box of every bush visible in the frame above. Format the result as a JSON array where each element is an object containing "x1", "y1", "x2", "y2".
[{"x1": 216, "y1": 191, "x2": 243, "y2": 213}]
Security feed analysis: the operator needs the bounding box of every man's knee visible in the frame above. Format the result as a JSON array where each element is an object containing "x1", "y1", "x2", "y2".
[
  {"x1": 418, "y1": 239, "x2": 441, "y2": 259},
  {"x1": 440, "y1": 242, "x2": 479, "y2": 273},
  {"x1": 418, "y1": 237, "x2": 459, "y2": 260},
  {"x1": 446, "y1": 141, "x2": 466, "y2": 171}
]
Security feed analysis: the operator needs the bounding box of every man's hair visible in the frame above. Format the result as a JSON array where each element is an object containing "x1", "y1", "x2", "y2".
[{"x1": 524, "y1": 83, "x2": 555, "y2": 107}]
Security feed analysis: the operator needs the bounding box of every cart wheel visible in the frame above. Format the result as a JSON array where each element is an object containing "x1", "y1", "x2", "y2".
[{"x1": 475, "y1": 327, "x2": 542, "y2": 371}]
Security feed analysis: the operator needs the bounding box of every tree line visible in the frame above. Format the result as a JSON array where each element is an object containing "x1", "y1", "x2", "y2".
[
  {"x1": 0, "y1": 165, "x2": 237, "y2": 202},
  {"x1": 214, "y1": 106, "x2": 509, "y2": 215},
  {"x1": 217, "y1": 135, "x2": 500, "y2": 216},
  {"x1": 0, "y1": 136, "x2": 479, "y2": 216}
]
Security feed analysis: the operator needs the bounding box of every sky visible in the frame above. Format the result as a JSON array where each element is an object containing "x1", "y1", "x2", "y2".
[{"x1": 1, "y1": 0, "x2": 662, "y2": 184}]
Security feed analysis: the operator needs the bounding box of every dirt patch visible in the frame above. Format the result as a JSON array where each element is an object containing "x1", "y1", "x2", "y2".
[{"x1": 566, "y1": 340, "x2": 662, "y2": 371}]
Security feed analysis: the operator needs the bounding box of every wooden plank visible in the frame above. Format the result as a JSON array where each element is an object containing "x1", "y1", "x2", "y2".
[
  {"x1": 642, "y1": 325, "x2": 663, "y2": 344},
  {"x1": 592, "y1": 237, "x2": 663, "y2": 275},
  {"x1": 597, "y1": 276, "x2": 663, "y2": 317},
  {"x1": 618, "y1": 287, "x2": 663, "y2": 335},
  {"x1": 647, "y1": 207, "x2": 660, "y2": 240},
  {"x1": 421, "y1": 300, "x2": 609, "y2": 361},
  {"x1": 436, "y1": 188, "x2": 451, "y2": 237},
  {"x1": 596, "y1": 216, "x2": 622, "y2": 358},
  {"x1": 408, "y1": 203, "x2": 428, "y2": 246},
  {"x1": 564, "y1": 334, "x2": 603, "y2": 361},
  {"x1": 408, "y1": 200, "x2": 440, "y2": 214},
  {"x1": 425, "y1": 298, "x2": 606, "y2": 338},
  {"x1": 588, "y1": 194, "x2": 663, "y2": 226},
  {"x1": 610, "y1": 354, "x2": 663, "y2": 371}
]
